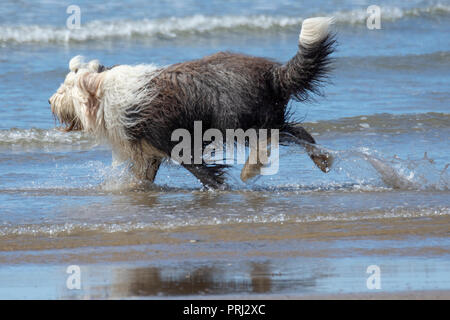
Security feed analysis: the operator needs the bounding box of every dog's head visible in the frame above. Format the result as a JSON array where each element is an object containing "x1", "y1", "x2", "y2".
[{"x1": 49, "y1": 56, "x2": 106, "y2": 132}]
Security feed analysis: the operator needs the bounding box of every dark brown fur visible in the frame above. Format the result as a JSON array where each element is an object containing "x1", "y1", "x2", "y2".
[{"x1": 121, "y1": 34, "x2": 335, "y2": 188}]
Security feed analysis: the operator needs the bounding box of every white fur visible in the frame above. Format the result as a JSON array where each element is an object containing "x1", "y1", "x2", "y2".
[
  {"x1": 50, "y1": 56, "x2": 162, "y2": 163},
  {"x1": 97, "y1": 64, "x2": 161, "y2": 160},
  {"x1": 69, "y1": 55, "x2": 84, "y2": 72},
  {"x1": 68, "y1": 55, "x2": 100, "y2": 73},
  {"x1": 299, "y1": 17, "x2": 334, "y2": 48}
]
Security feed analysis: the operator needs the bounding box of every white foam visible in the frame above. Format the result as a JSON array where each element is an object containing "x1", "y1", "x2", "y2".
[
  {"x1": 0, "y1": 15, "x2": 303, "y2": 43},
  {"x1": 0, "y1": 128, "x2": 93, "y2": 147},
  {"x1": 1, "y1": 206, "x2": 448, "y2": 237},
  {"x1": 0, "y1": 5, "x2": 448, "y2": 44}
]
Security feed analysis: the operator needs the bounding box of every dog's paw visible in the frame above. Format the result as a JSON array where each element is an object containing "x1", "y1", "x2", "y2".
[{"x1": 310, "y1": 152, "x2": 334, "y2": 173}]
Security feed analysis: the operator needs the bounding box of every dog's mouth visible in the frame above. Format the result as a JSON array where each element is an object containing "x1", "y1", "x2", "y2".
[
  {"x1": 52, "y1": 112, "x2": 83, "y2": 132},
  {"x1": 60, "y1": 119, "x2": 82, "y2": 132},
  {"x1": 49, "y1": 91, "x2": 83, "y2": 132}
]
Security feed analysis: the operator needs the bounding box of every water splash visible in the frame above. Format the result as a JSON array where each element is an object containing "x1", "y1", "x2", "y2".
[{"x1": 332, "y1": 148, "x2": 450, "y2": 191}]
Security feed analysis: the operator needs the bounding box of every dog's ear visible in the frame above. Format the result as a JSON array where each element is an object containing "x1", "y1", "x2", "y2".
[
  {"x1": 69, "y1": 55, "x2": 85, "y2": 73},
  {"x1": 78, "y1": 72, "x2": 103, "y2": 96},
  {"x1": 69, "y1": 56, "x2": 104, "y2": 73},
  {"x1": 88, "y1": 59, "x2": 106, "y2": 73},
  {"x1": 77, "y1": 72, "x2": 104, "y2": 122}
]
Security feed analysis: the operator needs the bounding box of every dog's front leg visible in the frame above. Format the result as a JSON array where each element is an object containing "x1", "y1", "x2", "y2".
[
  {"x1": 129, "y1": 140, "x2": 165, "y2": 183},
  {"x1": 130, "y1": 157, "x2": 162, "y2": 183},
  {"x1": 130, "y1": 154, "x2": 162, "y2": 184},
  {"x1": 145, "y1": 157, "x2": 162, "y2": 182}
]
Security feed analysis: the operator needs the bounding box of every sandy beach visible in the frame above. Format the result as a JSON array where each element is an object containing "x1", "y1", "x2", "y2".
[{"x1": 1, "y1": 207, "x2": 449, "y2": 299}]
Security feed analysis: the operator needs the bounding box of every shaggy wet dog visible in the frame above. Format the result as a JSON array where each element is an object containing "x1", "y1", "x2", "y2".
[{"x1": 49, "y1": 17, "x2": 335, "y2": 189}]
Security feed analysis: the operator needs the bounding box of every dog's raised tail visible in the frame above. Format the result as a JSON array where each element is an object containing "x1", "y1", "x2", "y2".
[
  {"x1": 273, "y1": 17, "x2": 335, "y2": 101},
  {"x1": 299, "y1": 17, "x2": 334, "y2": 49}
]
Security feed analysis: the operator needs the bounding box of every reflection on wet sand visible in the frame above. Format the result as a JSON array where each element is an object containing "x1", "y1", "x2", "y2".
[
  {"x1": 111, "y1": 261, "x2": 322, "y2": 298},
  {"x1": 118, "y1": 189, "x2": 273, "y2": 213}
]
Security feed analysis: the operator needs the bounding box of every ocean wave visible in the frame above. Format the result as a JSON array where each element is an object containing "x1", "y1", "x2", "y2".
[
  {"x1": 0, "y1": 113, "x2": 448, "y2": 149},
  {"x1": 332, "y1": 3, "x2": 450, "y2": 24},
  {"x1": 0, "y1": 128, "x2": 94, "y2": 148},
  {"x1": 0, "y1": 4, "x2": 449, "y2": 44},
  {"x1": 0, "y1": 181, "x2": 393, "y2": 196},
  {"x1": 0, "y1": 206, "x2": 448, "y2": 237},
  {"x1": 338, "y1": 51, "x2": 450, "y2": 70},
  {"x1": 303, "y1": 112, "x2": 450, "y2": 135}
]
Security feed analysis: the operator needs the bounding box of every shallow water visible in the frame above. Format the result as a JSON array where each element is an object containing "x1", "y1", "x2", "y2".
[{"x1": 0, "y1": 0, "x2": 449, "y2": 299}]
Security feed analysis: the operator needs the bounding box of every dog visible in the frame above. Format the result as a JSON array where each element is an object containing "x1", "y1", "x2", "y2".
[{"x1": 49, "y1": 17, "x2": 335, "y2": 189}]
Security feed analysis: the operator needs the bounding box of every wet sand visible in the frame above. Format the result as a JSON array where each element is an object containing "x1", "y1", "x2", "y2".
[{"x1": 1, "y1": 210, "x2": 449, "y2": 299}]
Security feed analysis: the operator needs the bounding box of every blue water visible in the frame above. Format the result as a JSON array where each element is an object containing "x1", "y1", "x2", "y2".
[{"x1": 0, "y1": 0, "x2": 449, "y2": 298}]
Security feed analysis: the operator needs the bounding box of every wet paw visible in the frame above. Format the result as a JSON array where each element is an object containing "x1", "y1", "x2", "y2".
[{"x1": 311, "y1": 152, "x2": 334, "y2": 173}]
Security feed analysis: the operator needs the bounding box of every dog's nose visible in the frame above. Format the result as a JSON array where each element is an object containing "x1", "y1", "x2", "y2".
[{"x1": 48, "y1": 99, "x2": 51, "y2": 104}]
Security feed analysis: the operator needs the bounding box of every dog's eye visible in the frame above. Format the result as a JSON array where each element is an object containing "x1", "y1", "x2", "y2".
[{"x1": 74, "y1": 69, "x2": 78, "y2": 74}]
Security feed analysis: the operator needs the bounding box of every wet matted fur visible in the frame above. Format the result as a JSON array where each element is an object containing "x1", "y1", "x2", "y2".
[{"x1": 49, "y1": 17, "x2": 336, "y2": 189}]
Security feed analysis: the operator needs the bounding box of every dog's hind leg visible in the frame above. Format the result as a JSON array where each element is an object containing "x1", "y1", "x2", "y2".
[
  {"x1": 281, "y1": 125, "x2": 333, "y2": 173},
  {"x1": 240, "y1": 138, "x2": 272, "y2": 182},
  {"x1": 182, "y1": 164, "x2": 228, "y2": 189}
]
